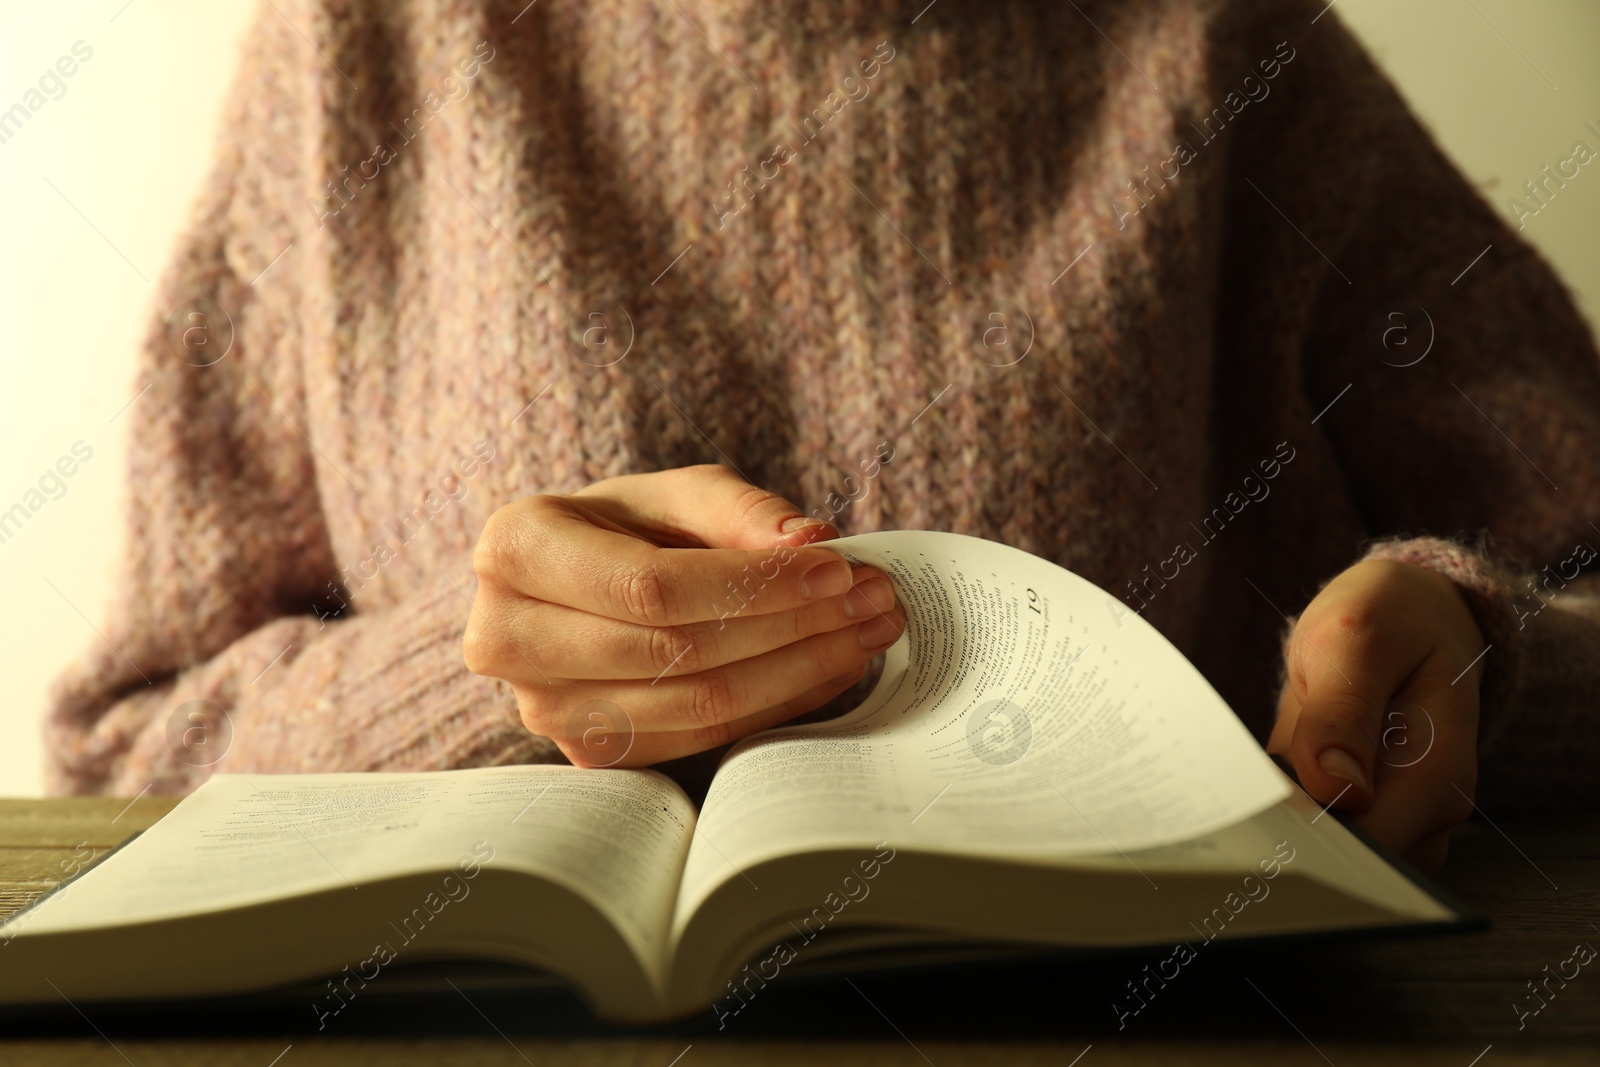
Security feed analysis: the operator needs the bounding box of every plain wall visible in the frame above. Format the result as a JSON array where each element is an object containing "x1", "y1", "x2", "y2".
[{"x1": 0, "y1": 0, "x2": 1596, "y2": 795}]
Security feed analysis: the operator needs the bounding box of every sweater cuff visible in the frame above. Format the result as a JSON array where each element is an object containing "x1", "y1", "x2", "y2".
[{"x1": 1358, "y1": 534, "x2": 1524, "y2": 752}]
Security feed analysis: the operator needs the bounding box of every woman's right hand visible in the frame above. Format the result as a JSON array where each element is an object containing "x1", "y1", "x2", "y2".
[{"x1": 463, "y1": 464, "x2": 904, "y2": 768}]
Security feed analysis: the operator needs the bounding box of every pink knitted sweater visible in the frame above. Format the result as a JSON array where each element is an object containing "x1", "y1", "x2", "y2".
[{"x1": 45, "y1": 0, "x2": 1600, "y2": 813}]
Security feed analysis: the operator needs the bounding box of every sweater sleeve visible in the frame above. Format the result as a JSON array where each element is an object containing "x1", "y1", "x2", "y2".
[
  {"x1": 42, "y1": 2, "x2": 556, "y2": 796},
  {"x1": 1356, "y1": 536, "x2": 1600, "y2": 814},
  {"x1": 1256, "y1": 7, "x2": 1600, "y2": 813}
]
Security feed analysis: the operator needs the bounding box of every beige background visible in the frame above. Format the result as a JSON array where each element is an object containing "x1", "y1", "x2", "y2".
[{"x1": 1, "y1": 1, "x2": 1596, "y2": 796}]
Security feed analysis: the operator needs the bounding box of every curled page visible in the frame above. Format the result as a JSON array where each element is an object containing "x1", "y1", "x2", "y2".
[{"x1": 680, "y1": 530, "x2": 1289, "y2": 918}]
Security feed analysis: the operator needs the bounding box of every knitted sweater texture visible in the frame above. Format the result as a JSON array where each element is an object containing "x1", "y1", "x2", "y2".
[{"x1": 44, "y1": 0, "x2": 1600, "y2": 812}]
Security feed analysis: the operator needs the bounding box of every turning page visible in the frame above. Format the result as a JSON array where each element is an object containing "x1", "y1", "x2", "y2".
[{"x1": 678, "y1": 530, "x2": 1289, "y2": 923}]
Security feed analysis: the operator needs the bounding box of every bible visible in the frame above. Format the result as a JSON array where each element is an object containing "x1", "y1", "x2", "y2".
[{"x1": 0, "y1": 530, "x2": 1472, "y2": 1023}]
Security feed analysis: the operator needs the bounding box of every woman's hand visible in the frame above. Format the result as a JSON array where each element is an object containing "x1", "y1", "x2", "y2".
[
  {"x1": 464, "y1": 464, "x2": 904, "y2": 768},
  {"x1": 1268, "y1": 559, "x2": 1487, "y2": 872}
]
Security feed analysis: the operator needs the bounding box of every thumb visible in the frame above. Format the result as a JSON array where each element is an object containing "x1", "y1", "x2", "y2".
[
  {"x1": 595, "y1": 464, "x2": 838, "y2": 551},
  {"x1": 1284, "y1": 625, "x2": 1415, "y2": 813}
]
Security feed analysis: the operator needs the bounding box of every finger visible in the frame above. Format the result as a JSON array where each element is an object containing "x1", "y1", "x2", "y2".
[
  {"x1": 474, "y1": 567, "x2": 898, "y2": 682},
  {"x1": 557, "y1": 606, "x2": 905, "y2": 733},
  {"x1": 1355, "y1": 694, "x2": 1476, "y2": 859},
  {"x1": 479, "y1": 495, "x2": 858, "y2": 625},
  {"x1": 560, "y1": 663, "x2": 872, "y2": 769},
  {"x1": 1274, "y1": 665, "x2": 1472, "y2": 869},
  {"x1": 1277, "y1": 666, "x2": 1476, "y2": 866},
  {"x1": 572, "y1": 464, "x2": 838, "y2": 550},
  {"x1": 1354, "y1": 767, "x2": 1469, "y2": 868},
  {"x1": 1285, "y1": 607, "x2": 1429, "y2": 813},
  {"x1": 1267, "y1": 683, "x2": 1299, "y2": 757}
]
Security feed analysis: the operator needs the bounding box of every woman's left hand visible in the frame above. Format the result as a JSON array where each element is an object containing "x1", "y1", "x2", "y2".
[{"x1": 1268, "y1": 558, "x2": 1487, "y2": 872}]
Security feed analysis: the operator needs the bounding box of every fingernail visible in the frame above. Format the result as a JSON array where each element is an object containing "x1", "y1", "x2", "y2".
[
  {"x1": 1318, "y1": 748, "x2": 1371, "y2": 797},
  {"x1": 858, "y1": 615, "x2": 902, "y2": 649},
  {"x1": 843, "y1": 579, "x2": 897, "y2": 618},
  {"x1": 800, "y1": 559, "x2": 852, "y2": 600}
]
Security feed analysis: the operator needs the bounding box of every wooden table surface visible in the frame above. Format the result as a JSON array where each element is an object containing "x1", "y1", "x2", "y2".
[{"x1": 1, "y1": 796, "x2": 1596, "y2": 1065}]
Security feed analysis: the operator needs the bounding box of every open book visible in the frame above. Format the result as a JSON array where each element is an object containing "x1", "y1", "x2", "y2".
[{"x1": 0, "y1": 531, "x2": 1471, "y2": 1024}]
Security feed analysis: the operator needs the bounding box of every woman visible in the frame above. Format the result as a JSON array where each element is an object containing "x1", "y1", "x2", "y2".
[{"x1": 46, "y1": 0, "x2": 1600, "y2": 872}]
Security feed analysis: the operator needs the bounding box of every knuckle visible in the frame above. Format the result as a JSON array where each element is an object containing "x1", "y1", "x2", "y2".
[
  {"x1": 1309, "y1": 602, "x2": 1381, "y2": 647},
  {"x1": 686, "y1": 671, "x2": 739, "y2": 729},
  {"x1": 815, "y1": 635, "x2": 859, "y2": 681},
  {"x1": 647, "y1": 624, "x2": 702, "y2": 676},
  {"x1": 610, "y1": 562, "x2": 672, "y2": 626},
  {"x1": 464, "y1": 607, "x2": 553, "y2": 680},
  {"x1": 692, "y1": 714, "x2": 748, "y2": 752},
  {"x1": 461, "y1": 619, "x2": 497, "y2": 675},
  {"x1": 731, "y1": 483, "x2": 783, "y2": 524},
  {"x1": 687, "y1": 462, "x2": 736, "y2": 482},
  {"x1": 1307, "y1": 690, "x2": 1383, "y2": 738},
  {"x1": 473, "y1": 497, "x2": 550, "y2": 580},
  {"x1": 472, "y1": 513, "x2": 511, "y2": 579},
  {"x1": 463, "y1": 609, "x2": 514, "y2": 677},
  {"x1": 514, "y1": 687, "x2": 559, "y2": 738},
  {"x1": 788, "y1": 603, "x2": 822, "y2": 643}
]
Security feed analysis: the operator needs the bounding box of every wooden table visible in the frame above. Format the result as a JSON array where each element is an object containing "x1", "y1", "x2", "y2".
[{"x1": 1, "y1": 797, "x2": 1596, "y2": 1065}]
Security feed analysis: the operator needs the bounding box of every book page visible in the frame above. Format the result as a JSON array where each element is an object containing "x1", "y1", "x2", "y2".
[
  {"x1": 677, "y1": 530, "x2": 1288, "y2": 926},
  {"x1": 15, "y1": 766, "x2": 695, "y2": 965}
]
